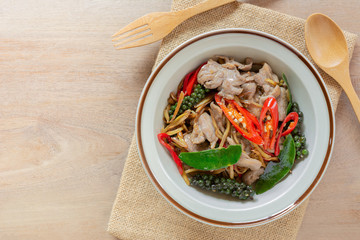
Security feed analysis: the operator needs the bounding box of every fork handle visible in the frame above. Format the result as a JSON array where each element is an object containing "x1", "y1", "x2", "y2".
[{"x1": 176, "y1": 0, "x2": 236, "y2": 21}]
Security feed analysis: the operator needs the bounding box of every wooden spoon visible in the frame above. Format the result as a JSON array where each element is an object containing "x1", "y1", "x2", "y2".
[{"x1": 305, "y1": 13, "x2": 360, "y2": 122}]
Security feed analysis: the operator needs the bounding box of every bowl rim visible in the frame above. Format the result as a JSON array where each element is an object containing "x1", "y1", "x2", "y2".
[{"x1": 135, "y1": 28, "x2": 335, "y2": 227}]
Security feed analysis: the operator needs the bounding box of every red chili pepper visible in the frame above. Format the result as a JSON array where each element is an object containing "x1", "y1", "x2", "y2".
[
  {"x1": 215, "y1": 94, "x2": 263, "y2": 145},
  {"x1": 243, "y1": 109, "x2": 261, "y2": 133},
  {"x1": 185, "y1": 63, "x2": 206, "y2": 96},
  {"x1": 230, "y1": 99, "x2": 261, "y2": 133},
  {"x1": 274, "y1": 112, "x2": 299, "y2": 156},
  {"x1": 157, "y1": 133, "x2": 183, "y2": 175},
  {"x1": 179, "y1": 71, "x2": 194, "y2": 97},
  {"x1": 260, "y1": 97, "x2": 279, "y2": 151},
  {"x1": 280, "y1": 113, "x2": 299, "y2": 136}
]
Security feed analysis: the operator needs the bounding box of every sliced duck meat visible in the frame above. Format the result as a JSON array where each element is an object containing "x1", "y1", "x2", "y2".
[
  {"x1": 237, "y1": 57, "x2": 253, "y2": 71},
  {"x1": 191, "y1": 123, "x2": 205, "y2": 144},
  {"x1": 246, "y1": 102, "x2": 262, "y2": 119},
  {"x1": 215, "y1": 56, "x2": 239, "y2": 70},
  {"x1": 198, "y1": 59, "x2": 246, "y2": 99},
  {"x1": 276, "y1": 87, "x2": 289, "y2": 121},
  {"x1": 198, "y1": 112, "x2": 218, "y2": 149},
  {"x1": 217, "y1": 76, "x2": 245, "y2": 99},
  {"x1": 241, "y1": 71, "x2": 256, "y2": 82},
  {"x1": 184, "y1": 133, "x2": 210, "y2": 152},
  {"x1": 226, "y1": 137, "x2": 261, "y2": 171},
  {"x1": 240, "y1": 82, "x2": 257, "y2": 100},
  {"x1": 254, "y1": 63, "x2": 279, "y2": 86},
  {"x1": 210, "y1": 102, "x2": 225, "y2": 132},
  {"x1": 259, "y1": 85, "x2": 281, "y2": 104},
  {"x1": 242, "y1": 168, "x2": 265, "y2": 185},
  {"x1": 262, "y1": 84, "x2": 273, "y2": 94},
  {"x1": 197, "y1": 59, "x2": 225, "y2": 89},
  {"x1": 211, "y1": 55, "x2": 251, "y2": 71},
  {"x1": 271, "y1": 72, "x2": 279, "y2": 83},
  {"x1": 235, "y1": 151, "x2": 262, "y2": 171}
]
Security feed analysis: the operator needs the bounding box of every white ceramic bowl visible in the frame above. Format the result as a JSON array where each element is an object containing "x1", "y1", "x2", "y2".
[{"x1": 136, "y1": 29, "x2": 334, "y2": 227}]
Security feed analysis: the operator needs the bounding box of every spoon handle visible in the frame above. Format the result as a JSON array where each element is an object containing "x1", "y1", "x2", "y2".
[{"x1": 342, "y1": 81, "x2": 360, "y2": 122}]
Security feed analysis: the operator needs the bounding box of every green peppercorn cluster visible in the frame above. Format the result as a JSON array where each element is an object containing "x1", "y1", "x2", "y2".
[
  {"x1": 190, "y1": 174, "x2": 255, "y2": 200},
  {"x1": 291, "y1": 102, "x2": 309, "y2": 160},
  {"x1": 168, "y1": 84, "x2": 210, "y2": 119}
]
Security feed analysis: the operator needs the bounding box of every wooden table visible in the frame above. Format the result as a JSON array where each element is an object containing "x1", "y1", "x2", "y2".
[{"x1": 0, "y1": 0, "x2": 359, "y2": 239}]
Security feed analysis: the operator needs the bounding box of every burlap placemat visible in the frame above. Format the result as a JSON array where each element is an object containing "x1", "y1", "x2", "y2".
[{"x1": 108, "y1": 1, "x2": 358, "y2": 239}]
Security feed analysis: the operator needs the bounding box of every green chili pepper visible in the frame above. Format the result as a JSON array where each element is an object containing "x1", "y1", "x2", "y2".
[
  {"x1": 282, "y1": 73, "x2": 293, "y2": 114},
  {"x1": 255, "y1": 135, "x2": 296, "y2": 194},
  {"x1": 179, "y1": 145, "x2": 242, "y2": 170}
]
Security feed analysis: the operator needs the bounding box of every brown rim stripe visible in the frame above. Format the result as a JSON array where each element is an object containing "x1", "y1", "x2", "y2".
[{"x1": 136, "y1": 29, "x2": 334, "y2": 227}]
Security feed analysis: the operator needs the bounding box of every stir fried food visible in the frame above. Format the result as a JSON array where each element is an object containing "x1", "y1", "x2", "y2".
[{"x1": 158, "y1": 56, "x2": 309, "y2": 199}]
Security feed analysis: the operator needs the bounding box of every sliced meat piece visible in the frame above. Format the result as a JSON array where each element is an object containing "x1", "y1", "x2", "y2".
[
  {"x1": 240, "y1": 82, "x2": 257, "y2": 100},
  {"x1": 217, "y1": 56, "x2": 239, "y2": 70},
  {"x1": 198, "y1": 112, "x2": 218, "y2": 149},
  {"x1": 237, "y1": 57, "x2": 253, "y2": 71},
  {"x1": 222, "y1": 60, "x2": 239, "y2": 70},
  {"x1": 276, "y1": 87, "x2": 288, "y2": 121},
  {"x1": 191, "y1": 123, "x2": 205, "y2": 144},
  {"x1": 272, "y1": 73, "x2": 279, "y2": 83},
  {"x1": 262, "y1": 84, "x2": 273, "y2": 94},
  {"x1": 241, "y1": 71, "x2": 256, "y2": 82},
  {"x1": 259, "y1": 85, "x2": 281, "y2": 104},
  {"x1": 197, "y1": 59, "x2": 225, "y2": 89},
  {"x1": 210, "y1": 102, "x2": 225, "y2": 132},
  {"x1": 253, "y1": 92, "x2": 261, "y2": 103},
  {"x1": 228, "y1": 137, "x2": 261, "y2": 171},
  {"x1": 198, "y1": 58, "x2": 247, "y2": 99},
  {"x1": 217, "y1": 76, "x2": 244, "y2": 99},
  {"x1": 212, "y1": 56, "x2": 252, "y2": 71},
  {"x1": 184, "y1": 133, "x2": 210, "y2": 152},
  {"x1": 254, "y1": 63, "x2": 279, "y2": 86},
  {"x1": 254, "y1": 63, "x2": 272, "y2": 86},
  {"x1": 242, "y1": 168, "x2": 265, "y2": 185},
  {"x1": 246, "y1": 102, "x2": 262, "y2": 119},
  {"x1": 235, "y1": 151, "x2": 262, "y2": 171}
]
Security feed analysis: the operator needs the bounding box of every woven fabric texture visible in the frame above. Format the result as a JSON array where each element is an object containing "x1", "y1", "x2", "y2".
[{"x1": 108, "y1": 1, "x2": 358, "y2": 239}]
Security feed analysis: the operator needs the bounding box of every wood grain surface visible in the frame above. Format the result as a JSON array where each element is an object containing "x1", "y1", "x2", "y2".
[{"x1": 0, "y1": 0, "x2": 359, "y2": 239}]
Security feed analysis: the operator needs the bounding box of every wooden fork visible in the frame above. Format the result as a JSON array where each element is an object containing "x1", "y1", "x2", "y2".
[{"x1": 112, "y1": 0, "x2": 236, "y2": 50}]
